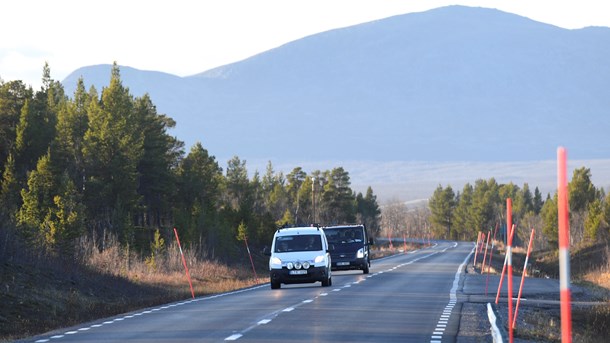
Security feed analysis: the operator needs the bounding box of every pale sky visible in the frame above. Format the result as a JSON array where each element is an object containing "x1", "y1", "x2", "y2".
[{"x1": 1, "y1": 0, "x2": 609, "y2": 90}]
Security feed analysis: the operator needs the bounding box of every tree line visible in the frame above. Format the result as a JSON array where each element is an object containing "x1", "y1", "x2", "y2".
[
  {"x1": 428, "y1": 169, "x2": 610, "y2": 248},
  {"x1": 0, "y1": 63, "x2": 381, "y2": 261}
]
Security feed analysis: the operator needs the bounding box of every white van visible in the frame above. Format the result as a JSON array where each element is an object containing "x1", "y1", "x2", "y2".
[{"x1": 265, "y1": 226, "x2": 332, "y2": 289}]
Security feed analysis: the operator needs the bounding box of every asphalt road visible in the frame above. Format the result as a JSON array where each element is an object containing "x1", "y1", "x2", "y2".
[{"x1": 28, "y1": 241, "x2": 474, "y2": 343}]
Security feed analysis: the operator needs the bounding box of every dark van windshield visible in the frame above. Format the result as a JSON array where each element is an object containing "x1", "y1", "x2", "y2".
[{"x1": 324, "y1": 227, "x2": 364, "y2": 244}]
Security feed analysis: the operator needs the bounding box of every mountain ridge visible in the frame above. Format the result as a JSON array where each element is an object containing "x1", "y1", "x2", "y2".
[{"x1": 62, "y1": 5, "x2": 610, "y2": 164}]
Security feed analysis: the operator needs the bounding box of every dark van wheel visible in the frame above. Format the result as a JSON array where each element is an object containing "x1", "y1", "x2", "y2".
[
  {"x1": 271, "y1": 281, "x2": 281, "y2": 289},
  {"x1": 363, "y1": 263, "x2": 370, "y2": 274}
]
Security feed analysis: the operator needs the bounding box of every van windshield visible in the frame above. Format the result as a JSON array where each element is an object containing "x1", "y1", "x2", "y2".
[
  {"x1": 324, "y1": 227, "x2": 364, "y2": 244},
  {"x1": 275, "y1": 234, "x2": 322, "y2": 252}
]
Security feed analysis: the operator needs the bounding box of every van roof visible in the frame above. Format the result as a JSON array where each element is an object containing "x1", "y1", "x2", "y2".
[
  {"x1": 322, "y1": 224, "x2": 364, "y2": 229},
  {"x1": 275, "y1": 226, "x2": 321, "y2": 236}
]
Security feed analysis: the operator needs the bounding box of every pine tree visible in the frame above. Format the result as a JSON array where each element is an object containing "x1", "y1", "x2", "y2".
[
  {"x1": 53, "y1": 78, "x2": 89, "y2": 190},
  {"x1": 174, "y1": 143, "x2": 222, "y2": 245},
  {"x1": 533, "y1": 187, "x2": 544, "y2": 215},
  {"x1": 82, "y1": 63, "x2": 143, "y2": 242},
  {"x1": 0, "y1": 80, "x2": 33, "y2": 172},
  {"x1": 452, "y1": 183, "x2": 474, "y2": 240},
  {"x1": 356, "y1": 186, "x2": 381, "y2": 237},
  {"x1": 569, "y1": 167, "x2": 598, "y2": 213},
  {"x1": 541, "y1": 193, "x2": 558, "y2": 247},
  {"x1": 429, "y1": 185, "x2": 456, "y2": 239},
  {"x1": 584, "y1": 199, "x2": 603, "y2": 241},
  {"x1": 0, "y1": 154, "x2": 20, "y2": 223},
  {"x1": 133, "y1": 94, "x2": 183, "y2": 228},
  {"x1": 319, "y1": 167, "x2": 356, "y2": 225},
  {"x1": 225, "y1": 156, "x2": 250, "y2": 212},
  {"x1": 17, "y1": 152, "x2": 56, "y2": 247}
]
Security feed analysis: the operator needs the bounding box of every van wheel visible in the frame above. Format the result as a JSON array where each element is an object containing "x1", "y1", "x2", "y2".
[
  {"x1": 271, "y1": 281, "x2": 281, "y2": 289},
  {"x1": 363, "y1": 263, "x2": 370, "y2": 274},
  {"x1": 322, "y1": 275, "x2": 331, "y2": 287}
]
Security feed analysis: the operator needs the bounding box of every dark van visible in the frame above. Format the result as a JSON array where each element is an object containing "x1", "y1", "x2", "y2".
[{"x1": 322, "y1": 224, "x2": 372, "y2": 274}]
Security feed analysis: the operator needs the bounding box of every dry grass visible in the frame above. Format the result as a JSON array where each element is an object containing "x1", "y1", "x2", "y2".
[
  {"x1": 0, "y1": 234, "x2": 264, "y2": 342},
  {"x1": 78, "y1": 234, "x2": 264, "y2": 297},
  {"x1": 582, "y1": 245, "x2": 610, "y2": 290}
]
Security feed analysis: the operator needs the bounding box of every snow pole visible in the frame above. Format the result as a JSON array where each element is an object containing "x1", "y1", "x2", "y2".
[
  {"x1": 557, "y1": 147, "x2": 573, "y2": 342},
  {"x1": 481, "y1": 230, "x2": 491, "y2": 274},
  {"x1": 244, "y1": 235, "x2": 259, "y2": 283},
  {"x1": 485, "y1": 223, "x2": 499, "y2": 296},
  {"x1": 403, "y1": 233, "x2": 407, "y2": 252},
  {"x1": 506, "y1": 198, "x2": 514, "y2": 342},
  {"x1": 495, "y1": 224, "x2": 515, "y2": 304},
  {"x1": 474, "y1": 232, "x2": 481, "y2": 268},
  {"x1": 485, "y1": 237, "x2": 495, "y2": 296},
  {"x1": 174, "y1": 228, "x2": 195, "y2": 299},
  {"x1": 513, "y1": 228, "x2": 535, "y2": 329}
]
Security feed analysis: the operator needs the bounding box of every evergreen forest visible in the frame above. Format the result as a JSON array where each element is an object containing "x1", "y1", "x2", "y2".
[
  {"x1": 427, "y1": 173, "x2": 610, "y2": 249},
  {"x1": 0, "y1": 63, "x2": 382, "y2": 263}
]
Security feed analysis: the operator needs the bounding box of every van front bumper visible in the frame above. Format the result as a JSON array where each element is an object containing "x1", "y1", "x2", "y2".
[
  {"x1": 331, "y1": 256, "x2": 368, "y2": 271},
  {"x1": 270, "y1": 266, "x2": 329, "y2": 284}
]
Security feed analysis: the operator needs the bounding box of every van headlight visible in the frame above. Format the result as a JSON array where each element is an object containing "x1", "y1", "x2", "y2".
[
  {"x1": 271, "y1": 257, "x2": 282, "y2": 268},
  {"x1": 314, "y1": 255, "x2": 325, "y2": 263},
  {"x1": 357, "y1": 248, "x2": 365, "y2": 259}
]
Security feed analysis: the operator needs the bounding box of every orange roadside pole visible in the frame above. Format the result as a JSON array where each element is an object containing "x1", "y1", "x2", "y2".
[
  {"x1": 513, "y1": 228, "x2": 535, "y2": 328},
  {"x1": 481, "y1": 230, "x2": 491, "y2": 273},
  {"x1": 174, "y1": 228, "x2": 195, "y2": 299},
  {"x1": 473, "y1": 232, "x2": 481, "y2": 268},
  {"x1": 557, "y1": 147, "x2": 573, "y2": 342},
  {"x1": 506, "y1": 198, "x2": 514, "y2": 343},
  {"x1": 495, "y1": 224, "x2": 515, "y2": 304}
]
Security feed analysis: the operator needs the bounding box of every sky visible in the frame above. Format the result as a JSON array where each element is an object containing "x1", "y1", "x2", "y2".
[{"x1": 2, "y1": 0, "x2": 609, "y2": 90}]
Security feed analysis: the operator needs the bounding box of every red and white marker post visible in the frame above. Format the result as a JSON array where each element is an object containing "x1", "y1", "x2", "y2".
[
  {"x1": 243, "y1": 235, "x2": 259, "y2": 283},
  {"x1": 174, "y1": 228, "x2": 195, "y2": 299},
  {"x1": 506, "y1": 198, "x2": 514, "y2": 341},
  {"x1": 485, "y1": 223, "x2": 499, "y2": 296},
  {"x1": 474, "y1": 231, "x2": 481, "y2": 268},
  {"x1": 481, "y1": 230, "x2": 491, "y2": 273},
  {"x1": 513, "y1": 228, "x2": 535, "y2": 329},
  {"x1": 495, "y1": 223, "x2": 515, "y2": 304},
  {"x1": 557, "y1": 147, "x2": 573, "y2": 342}
]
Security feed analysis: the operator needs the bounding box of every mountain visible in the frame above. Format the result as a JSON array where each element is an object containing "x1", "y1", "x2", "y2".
[{"x1": 62, "y1": 6, "x2": 610, "y2": 164}]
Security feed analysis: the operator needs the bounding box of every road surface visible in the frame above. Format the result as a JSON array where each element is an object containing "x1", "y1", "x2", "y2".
[{"x1": 28, "y1": 241, "x2": 474, "y2": 343}]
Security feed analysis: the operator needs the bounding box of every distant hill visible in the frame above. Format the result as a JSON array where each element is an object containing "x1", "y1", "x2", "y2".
[{"x1": 62, "y1": 5, "x2": 610, "y2": 164}]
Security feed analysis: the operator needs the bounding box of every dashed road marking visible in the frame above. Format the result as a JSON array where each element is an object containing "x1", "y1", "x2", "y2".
[
  {"x1": 430, "y1": 245, "x2": 474, "y2": 342},
  {"x1": 224, "y1": 333, "x2": 242, "y2": 340}
]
